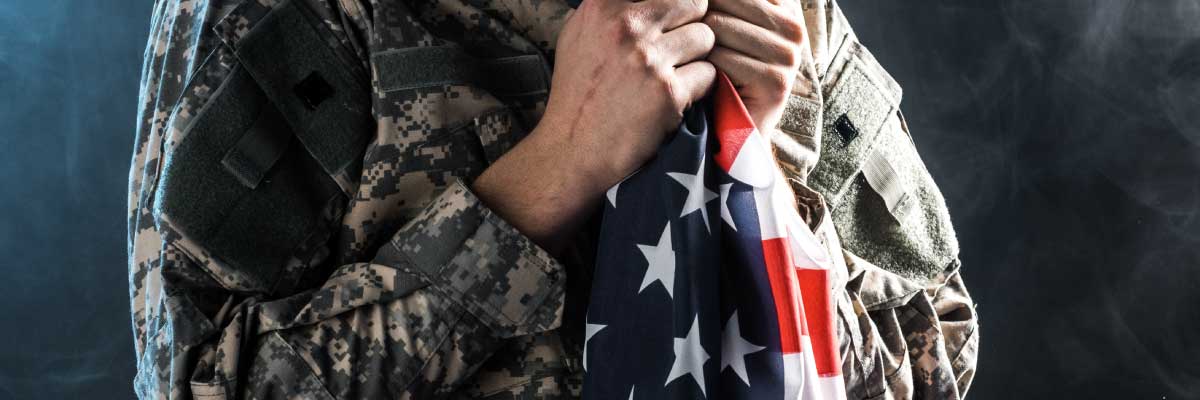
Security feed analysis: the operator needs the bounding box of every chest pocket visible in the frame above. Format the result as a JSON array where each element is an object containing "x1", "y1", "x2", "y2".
[
  {"x1": 152, "y1": 0, "x2": 371, "y2": 295},
  {"x1": 809, "y1": 40, "x2": 960, "y2": 283}
]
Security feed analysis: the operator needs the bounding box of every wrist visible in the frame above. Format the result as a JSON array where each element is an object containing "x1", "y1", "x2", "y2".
[
  {"x1": 523, "y1": 110, "x2": 616, "y2": 197},
  {"x1": 471, "y1": 118, "x2": 604, "y2": 253}
]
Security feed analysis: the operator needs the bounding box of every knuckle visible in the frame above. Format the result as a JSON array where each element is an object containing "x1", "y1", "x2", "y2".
[
  {"x1": 630, "y1": 43, "x2": 658, "y2": 70},
  {"x1": 614, "y1": 10, "x2": 643, "y2": 40},
  {"x1": 782, "y1": 44, "x2": 802, "y2": 66},
  {"x1": 765, "y1": 69, "x2": 790, "y2": 92},
  {"x1": 778, "y1": 15, "x2": 805, "y2": 42},
  {"x1": 656, "y1": 76, "x2": 679, "y2": 107},
  {"x1": 653, "y1": 68, "x2": 674, "y2": 91}
]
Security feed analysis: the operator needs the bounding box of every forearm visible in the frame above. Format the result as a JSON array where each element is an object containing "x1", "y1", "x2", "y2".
[
  {"x1": 473, "y1": 0, "x2": 718, "y2": 255},
  {"x1": 471, "y1": 121, "x2": 604, "y2": 254}
]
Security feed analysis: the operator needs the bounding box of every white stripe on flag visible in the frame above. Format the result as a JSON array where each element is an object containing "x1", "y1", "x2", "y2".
[{"x1": 783, "y1": 352, "x2": 804, "y2": 400}]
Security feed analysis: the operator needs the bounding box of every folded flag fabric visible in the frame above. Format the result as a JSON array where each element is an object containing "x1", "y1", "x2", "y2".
[{"x1": 582, "y1": 73, "x2": 846, "y2": 399}]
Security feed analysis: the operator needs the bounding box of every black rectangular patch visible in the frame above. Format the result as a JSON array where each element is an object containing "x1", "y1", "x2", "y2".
[
  {"x1": 835, "y1": 113, "x2": 860, "y2": 145},
  {"x1": 294, "y1": 72, "x2": 334, "y2": 110}
]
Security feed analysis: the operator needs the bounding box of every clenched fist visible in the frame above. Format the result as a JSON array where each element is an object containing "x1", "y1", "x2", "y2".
[
  {"x1": 543, "y1": 0, "x2": 718, "y2": 188},
  {"x1": 704, "y1": 0, "x2": 814, "y2": 132},
  {"x1": 474, "y1": 0, "x2": 717, "y2": 252}
]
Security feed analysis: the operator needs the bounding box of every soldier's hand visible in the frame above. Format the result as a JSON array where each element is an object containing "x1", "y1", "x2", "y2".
[
  {"x1": 703, "y1": 0, "x2": 812, "y2": 132},
  {"x1": 543, "y1": 0, "x2": 718, "y2": 185},
  {"x1": 473, "y1": 0, "x2": 716, "y2": 252}
]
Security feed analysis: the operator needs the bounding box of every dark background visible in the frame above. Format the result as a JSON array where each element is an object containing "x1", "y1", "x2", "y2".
[{"x1": 1, "y1": 0, "x2": 1197, "y2": 399}]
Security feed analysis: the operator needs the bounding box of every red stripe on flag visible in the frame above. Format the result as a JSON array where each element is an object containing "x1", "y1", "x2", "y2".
[
  {"x1": 760, "y1": 237, "x2": 806, "y2": 354},
  {"x1": 797, "y1": 269, "x2": 842, "y2": 377},
  {"x1": 712, "y1": 72, "x2": 757, "y2": 174}
]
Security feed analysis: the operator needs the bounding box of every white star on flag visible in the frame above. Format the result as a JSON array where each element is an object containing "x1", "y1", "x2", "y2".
[
  {"x1": 668, "y1": 158, "x2": 718, "y2": 232},
  {"x1": 637, "y1": 223, "x2": 676, "y2": 298},
  {"x1": 719, "y1": 183, "x2": 736, "y2": 231},
  {"x1": 584, "y1": 320, "x2": 607, "y2": 371},
  {"x1": 666, "y1": 315, "x2": 710, "y2": 397},
  {"x1": 607, "y1": 182, "x2": 620, "y2": 208},
  {"x1": 721, "y1": 311, "x2": 766, "y2": 386}
]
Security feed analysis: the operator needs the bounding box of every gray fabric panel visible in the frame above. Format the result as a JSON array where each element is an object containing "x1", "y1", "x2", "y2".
[
  {"x1": 205, "y1": 136, "x2": 341, "y2": 293},
  {"x1": 231, "y1": 0, "x2": 371, "y2": 195},
  {"x1": 155, "y1": 66, "x2": 264, "y2": 246},
  {"x1": 372, "y1": 46, "x2": 475, "y2": 91},
  {"x1": 372, "y1": 46, "x2": 550, "y2": 96},
  {"x1": 221, "y1": 106, "x2": 292, "y2": 189},
  {"x1": 773, "y1": 95, "x2": 824, "y2": 182},
  {"x1": 809, "y1": 59, "x2": 896, "y2": 204},
  {"x1": 820, "y1": 96, "x2": 960, "y2": 283},
  {"x1": 810, "y1": 43, "x2": 959, "y2": 283},
  {"x1": 837, "y1": 114, "x2": 959, "y2": 282},
  {"x1": 779, "y1": 94, "x2": 823, "y2": 137},
  {"x1": 154, "y1": 65, "x2": 342, "y2": 293}
]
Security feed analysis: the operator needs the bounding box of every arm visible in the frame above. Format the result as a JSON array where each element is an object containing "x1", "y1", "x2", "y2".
[
  {"x1": 930, "y1": 262, "x2": 981, "y2": 397},
  {"x1": 129, "y1": 0, "x2": 717, "y2": 398},
  {"x1": 473, "y1": 0, "x2": 717, "y2": 253},
  {"x1": 130, "y1": 182, "x2": 564, "y2": 399}
]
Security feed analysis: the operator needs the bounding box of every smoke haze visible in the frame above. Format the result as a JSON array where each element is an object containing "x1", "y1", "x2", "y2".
[
  {"x1": 842, "y1": 1, "x2": 1200, "y2": 398},
  {"x1": 0, "y1": 0, "x2": 147, "y2": 398},
  {"x1": 0, "y1": 0, "x2": 1197, "y2": 398}
]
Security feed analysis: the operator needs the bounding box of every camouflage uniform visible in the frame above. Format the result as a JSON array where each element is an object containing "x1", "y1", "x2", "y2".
[
  {"x1": 128, "y1": 0, "x2": 977, "y2": 399},
  {"x1": 777, "y1": 2, "x2": 980, "y2": 398}
]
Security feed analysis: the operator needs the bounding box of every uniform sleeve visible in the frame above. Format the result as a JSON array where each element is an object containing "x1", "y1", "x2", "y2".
[
  {"x1": 231, "y1": 181, "x2": 565, "y2": 399},
  {"x1": 129, "y1": 1, "x2": 565, "y2": 399},
  {"x1": 377, "y1": 180, "x2": 565, "y2": 340},
  {"x1": 929, "y1": 263, "x2": 980, "y2": 397},
  {"x1": 133, "y1": 181, "x2": 564, "y2": 400},
  {"x1": 834, "y1": 255, "x2": 980, "y2": 400}
]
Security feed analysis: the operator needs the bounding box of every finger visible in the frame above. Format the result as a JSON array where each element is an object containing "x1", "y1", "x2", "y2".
[
  {"x1": 708, "y1": 0, "x2": 774, "y2": 26},
  {"x1": 708, "y1": 46, "x2": 788, "y2": 98},
  {"x1": 703, "y1": 11, "x2": 796, "y2": 66},
  {"x1": 636, "y1": 0, "x2": 708, "y2": 31},
  {"x1": 671, "y1": 61, "x2": 717, "y2": 109},
  {"x1": 709, "y1": 0, "x2": 804, "y2": 42},
  {"x1": 657, "y1": 22, "x2": 716, "y2": 67}
]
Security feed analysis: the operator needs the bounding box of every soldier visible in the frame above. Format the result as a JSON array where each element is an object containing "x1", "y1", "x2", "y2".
[{"x1": 128, "y1": 0, "x2": 977, "y2": 398}]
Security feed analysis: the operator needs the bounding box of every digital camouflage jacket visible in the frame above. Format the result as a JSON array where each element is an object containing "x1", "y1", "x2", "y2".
[{"x1": 128, "y1": 0, "x2": 978, "y2": 398}]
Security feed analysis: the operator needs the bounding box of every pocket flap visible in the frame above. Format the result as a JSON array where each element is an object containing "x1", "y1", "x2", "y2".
[
  {"x1": 810, "y1": 57, "x2": 901, "y2": 204},
  {"x1": 216, "y1": 0, "x2": 372, "y2": 195}
]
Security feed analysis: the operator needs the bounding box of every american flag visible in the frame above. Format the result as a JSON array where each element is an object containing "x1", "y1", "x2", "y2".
[{"x1": 582, "y1": 73, "x2": 846, "y2": 399}]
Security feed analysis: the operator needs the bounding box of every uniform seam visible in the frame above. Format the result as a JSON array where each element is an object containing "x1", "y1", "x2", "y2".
[
  {"x1": 472, "y1": 181, "x2": 560, "y2": 326},
  {"x1": 399, "y1": 307, "x2": 471, "y2": 393},
  {"x1": 386, "y1": 226, "x2": 534, "y2": 330},
  {"x1": 479, "y1": 369, "x2": 571, "y2": 397},
  {"x1": 948, "y1": 321, "x2": 979, "y2": 365},
  {"x1": 268, "y1": 330, "x2": 339, "y2": 400}
]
